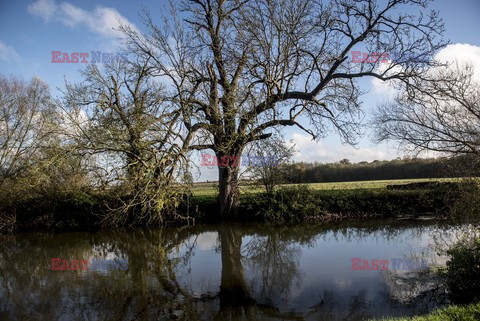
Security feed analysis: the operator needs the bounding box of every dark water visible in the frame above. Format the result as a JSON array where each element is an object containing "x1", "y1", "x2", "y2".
[{"x1": 0, "y1": 219, "x2": 460, "y2": 320}]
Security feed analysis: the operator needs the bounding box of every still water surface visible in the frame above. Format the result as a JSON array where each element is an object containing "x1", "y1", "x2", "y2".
[{"x1": 0, "y1": 219, "x2": 461, "y2": 320}]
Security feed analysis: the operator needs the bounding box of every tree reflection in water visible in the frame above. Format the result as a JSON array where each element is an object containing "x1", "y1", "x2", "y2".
[{"x1": 0, "y1": 220, "x2": 459, "y2": 320}]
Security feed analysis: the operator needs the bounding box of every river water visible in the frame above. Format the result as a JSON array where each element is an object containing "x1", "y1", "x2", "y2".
[{"x1": 0, "y1": 219, "x2": 463, "y2": 320}]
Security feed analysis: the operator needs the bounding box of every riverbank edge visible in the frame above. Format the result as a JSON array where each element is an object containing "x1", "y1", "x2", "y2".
[
  {"x1": 1, "y1": 184, "x2": 463, "y2": 233},
  {"x1": 371, "y1": 302, "x2": 480, "y2": 320},
  {"x1": 191, "y1": 185, "x2": 459, "y2": 224}
]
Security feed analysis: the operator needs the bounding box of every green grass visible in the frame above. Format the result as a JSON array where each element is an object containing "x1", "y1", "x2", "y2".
[
  {"x1": 191, "y1": 182, "x2": 218, "y2": 197},
  {"x1": 372, "y1": 302, "x2": 480, "y2": 321},
  {"x1": 191, "y1": 178, "x2": 459, "y2": 198},
  {"x1": 302, "y1": 178, "x2": 457, "y2": 190}
]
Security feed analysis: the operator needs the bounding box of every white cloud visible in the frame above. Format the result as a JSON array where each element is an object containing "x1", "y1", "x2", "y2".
[
  {"x1": 371, "y1": 77, "x2": 397, "y2": 99},
  {"x1": 289, "y1": 133, "x2": 388, "y2": 163},
  {"x1": 435, "y1": 43, "x2": 480, "y2": 65},
  {"x1": 370, "y1": 63, "x2": 402, "y2": 99},
  {"x1": 0, "y1": 40, "x2": 21, "y2": 64},
  {"x1": 58, "y1": 2, "x2": 87, "y2": 27},
  {"x1": 434, "y1": 43, "x2": 480, "y2": 82},
  {"x1": 27, "y1": 0, "x2": 138, "y2": 42},
  {"x1": 370, "y1": 43, "x2": 480, "y2": 98},
  {"x1": 27, "y1": 0, "x2": 55, "y2": 22}
]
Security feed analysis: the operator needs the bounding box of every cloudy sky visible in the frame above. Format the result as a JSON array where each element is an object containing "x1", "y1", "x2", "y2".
[{"x1": 1, "y1": 0, "x2": 479, "y2": 181}]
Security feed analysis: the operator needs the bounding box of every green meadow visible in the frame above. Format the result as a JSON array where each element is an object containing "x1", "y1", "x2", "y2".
[{"x1": 192, "y1": 178, "x2": 461, "y2": 199}]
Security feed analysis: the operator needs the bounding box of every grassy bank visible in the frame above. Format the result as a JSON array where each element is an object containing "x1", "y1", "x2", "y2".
[
  {"x1": 372, "y1": 302, "x2": 480, "y2": 320},
  {"x1": 1, "y1": 178, "x2": 475, "y2": 231},
  {"x1": 190, "y1": 178, "x2": 470, "y2": 223}
]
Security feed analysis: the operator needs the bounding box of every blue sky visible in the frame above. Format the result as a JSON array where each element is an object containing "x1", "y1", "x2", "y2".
[{"x1": 1, "y1": 0, "x2": 479, "y2": 181}]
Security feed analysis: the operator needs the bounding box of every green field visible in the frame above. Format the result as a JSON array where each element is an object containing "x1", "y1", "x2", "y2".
[{"x1": 192, "y1": 178, "x2": 458, "y2": 198}]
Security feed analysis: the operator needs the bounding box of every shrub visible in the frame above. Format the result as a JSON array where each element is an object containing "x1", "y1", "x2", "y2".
[
  {"x1": 250, "y1": 185, "x2": 321, "y2": 223},
  {"x1": 445, "y1": 237, "x2": 480, "y2": 304},
  {"x1": 449, "y1": 178, "x2": 480, "y2": 223}
]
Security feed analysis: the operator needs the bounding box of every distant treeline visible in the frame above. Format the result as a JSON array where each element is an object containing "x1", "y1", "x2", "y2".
[{"x1": 280, "y1": 157, "x2": 479, "y2": 184}]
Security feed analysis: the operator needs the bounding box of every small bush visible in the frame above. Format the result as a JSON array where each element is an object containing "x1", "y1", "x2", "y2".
[
  {"x1": 449, "y1": 178, "x2": 480, "y2": 223},
  {"x1": 445, "y1": 237, "x2": 480, "y2": 304},
  {"x1": 249, "y1": 185, "x2": 322, "y2": 223}
]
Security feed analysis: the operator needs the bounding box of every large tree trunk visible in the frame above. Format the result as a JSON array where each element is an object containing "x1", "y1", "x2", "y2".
[{"x1": 217, "y1": 153, "x2": 241, "y2": 217}]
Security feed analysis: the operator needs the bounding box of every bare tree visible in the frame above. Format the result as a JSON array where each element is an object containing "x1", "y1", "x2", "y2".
[
  {"x1": 61, "y1": 59, "x2": 190, "y2": 225},
  {"x1": 0, "y1": 75, "x2": 95, "y2": 231},
  {"x1": 0, "y1": 75, "x2": 55, "y2": 181},
  {"x1": 121, "y1": 0, "x2": 447, "y2": 216},
  {"x1": 375, "y1": 63, "x2": 480, "y2": 156},
  {"x1": 245, "y1": 135, "x2": 295, "y2": 194},
  {"x1": 374, "y1": 63, "x2": 480, "y2": 222}
]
